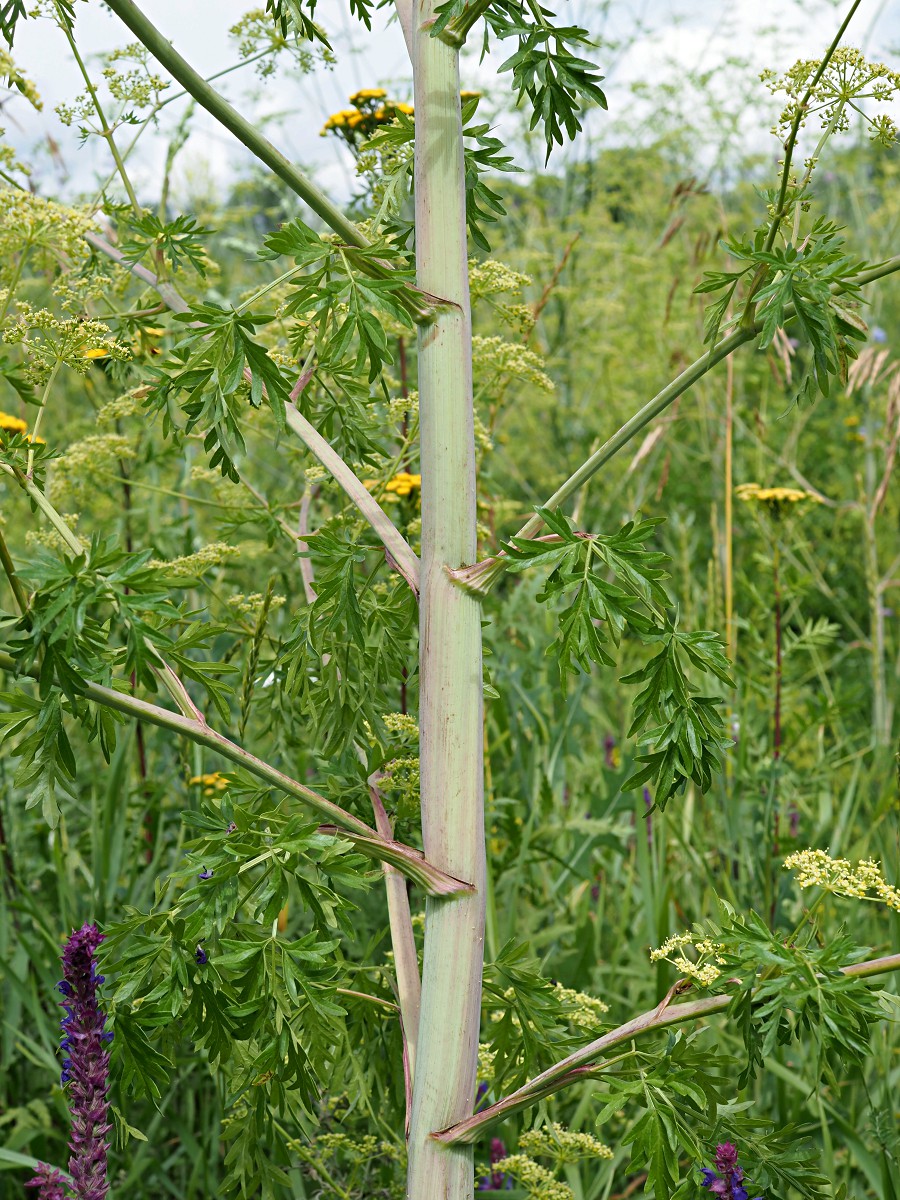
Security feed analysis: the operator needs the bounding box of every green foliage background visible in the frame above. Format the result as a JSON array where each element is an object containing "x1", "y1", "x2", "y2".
[{"x1": 0, "y1": 3, "x2": 899, "y2": 1198}]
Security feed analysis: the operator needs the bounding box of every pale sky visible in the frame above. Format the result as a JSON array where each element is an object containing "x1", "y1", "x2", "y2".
[{"x1": 4, "y1": 0, "x2": 900, "y2": 206}]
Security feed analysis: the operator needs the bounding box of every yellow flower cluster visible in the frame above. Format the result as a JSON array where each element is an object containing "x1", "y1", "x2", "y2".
[
  {"x1": 784, "y1": 848, "x2": 900, "y2": 911},
  {"x1": 189, "y1": 772, "x2": 229, "y2": 793},
  {"x1": 0, "y1": 410, "x2": 27, "y2": 435},
  {"x1": 385, "y1": 471, "x2": 421, "y2": 497},
  {"x1": 322, "y1": 108, "x2": 368, "y2": 132},
  {"x1": 518, "y1": 1123, "x2": 614, "y2": 1164},
  {"x1": 0, "y1": 48, "x2": 42, "y2": 110},
  {"x1": 349, "y1": 88, "x2": 387, "y2": 104},
  {"x1": 476, "y1": 1042, "x2": 496, "y2": 1084},
  {"x1": 735, "y1": 482, "x2": 821, "y2": 517},
  {"x1": 383, "y1": 712, "x2": 419, "y2": 740},
  {"x1": 149, "y1": 541, "x2": 240, "y2": 579},
  {"x1": 51, "y1": 434, "x2": 135, "y2": 506},
  {"x1": 387, "y1": 388, "x2": 418, "y2": 425},
  {"x1": 3, "y1": 304, "x2": 131, "y2": 384},
  {"x1": 0, "y1": 191, "x2": 91, "y2": 268},
  {"x1": 491, "y1": 1155, "x2": 574, "y2": 1200},
  {"x1": 650, "y1": 932, "x2": 726, "y2": 987},
  {"x1": 472, "y1": 335, "x2": 554, "y2": 392},
  {"x1": 762, "y1": 47, "x2": 900, "y2": 148},
  {"x1": 553, "y1": 984, "x2": 609, "y2": 1029},
  {"x1": 226, "y1": 592, "x2": 286, "y2": 619},
  {"x1": 320, "y1": 89, "x2": 415, "y2": 141},
  {"x1": 96, "y1": 391, "x2": 147, "y2": 425}
]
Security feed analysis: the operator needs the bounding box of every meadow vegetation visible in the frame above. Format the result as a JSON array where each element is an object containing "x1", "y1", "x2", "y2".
[{"x1": 1, "y1": 2, "x2": 900, "y2": 1198}]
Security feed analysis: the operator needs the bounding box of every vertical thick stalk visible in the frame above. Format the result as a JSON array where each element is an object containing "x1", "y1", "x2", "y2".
[{"x1": 406, "y1": 7, "x2": 486, "y2": 1199}]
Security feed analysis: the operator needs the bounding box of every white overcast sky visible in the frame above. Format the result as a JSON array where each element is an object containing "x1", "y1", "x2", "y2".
[{"x1": 4, "y1": 0, "x2": 900, "y2": 206}]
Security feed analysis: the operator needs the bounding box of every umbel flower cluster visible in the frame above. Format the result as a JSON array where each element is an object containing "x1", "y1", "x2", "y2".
[
  {"x1": 785, "y1": 848, "x2": 900, "y2": 910},
  {"x1": 29, "y1": 923, "x2": 112, "y2": 1200},
  {"x1": 650, "y1": 932, "x2": 726, "y2": 987}
]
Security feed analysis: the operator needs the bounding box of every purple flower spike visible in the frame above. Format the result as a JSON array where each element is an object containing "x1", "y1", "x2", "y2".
[
  {"x1": 700, "y1": 1143, "x2": 764, "y2": 1200},
  {"x1": 58, "y1": 923, "x2": 111, "y2": 1200},
  {"x1": 195, "y1": 944, "x2": 208, "y2": 966},
  {"x1": 26, "y1": 1164, "x2": 69, "y2": 1199},
  {"x1": 715, "y1": 1144, "x2": 739, "y2": 1170}
]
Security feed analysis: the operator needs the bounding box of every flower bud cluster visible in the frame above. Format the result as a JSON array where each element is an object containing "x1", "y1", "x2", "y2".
[
  {"x1": 785, "y1": 848, "x2": 900, "y2": 910},
  {"x1": 518, "y1": 1122, "x2": 613, "y2": 1164},
  {"x1": 650, "y1": 932, "x2": 726, "y2": 987}
]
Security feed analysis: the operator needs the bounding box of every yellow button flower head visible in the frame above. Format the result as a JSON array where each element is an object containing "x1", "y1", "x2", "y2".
[
  {"x1": 735, "y1": 482, "x2": 821, "y2": 518},
  {"x1": 0, "y1": 411, "x2": 28, "y2": 435},
  {"x1": 384, "y1": 471, "x2": 422, "y2": 497},
  {"x1": 189, "y1": 772, "x2": 229, "y2": 795},
  {"x1": 349, "y1": 87, "x2": 387, "y2": 105}
]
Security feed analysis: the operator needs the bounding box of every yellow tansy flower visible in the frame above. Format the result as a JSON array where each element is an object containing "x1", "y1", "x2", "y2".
[
  {"x1": 189, "y1": 772, "x2": 229, "y2": 794},
  {"x1": 349, "y1": 87, "x2": 387, "y2": 104},
  {"x1": 735, "y1": 482, "x2": 821, "y2": 517},
  {"x1": 385, "y1": 471, "x2": 422, "y2": 497},
  {"x1": 0, "y1": 411, "x2": 27, "y2": 434}
]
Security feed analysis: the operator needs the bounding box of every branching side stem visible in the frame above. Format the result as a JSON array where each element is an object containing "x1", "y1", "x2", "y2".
[{"x1": 435, "y1": 950, "x2": 900, "y2": 1144}]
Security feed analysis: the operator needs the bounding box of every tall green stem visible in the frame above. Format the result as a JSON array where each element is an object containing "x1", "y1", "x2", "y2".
[{"x1": 406, "y1": 6, "x2": 486, "y2": 1197}]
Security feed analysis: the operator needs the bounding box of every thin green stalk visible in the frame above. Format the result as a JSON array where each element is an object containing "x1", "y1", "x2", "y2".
[
  {"x1": 451, "y1": 251, "x2": 900, "y2": 595},
  {"x1": 0, "y1": 526, "x2": 28, "y2": 616},
  {"x1": 25, "y1": 359, "x2": 62, "y2": 479},
  {"x1": 369, "y1": 776, "x2": 421, "y2": 1095},
  {"x1": 284, "y1": 404, "x2": 420, "y2": 595},
  {"x1": 435, "y1": 950, "x2": 900, "y2": 1144},
  {"x1": 56, "y1": 3, "x2": 142, "y2": 215},
  {"x1": 0, "y1": 242, "x2": 30, "y2": 325},
  {"x1": 862, "y1": 498, "x2": 888, "y2": 744},
  {"x1": 406, "y1": 3, "x2": 486, "y2": 1196},
  {"x1": 233, "y1": 265, "x2": 306, "y2": 314},
  {"x1": 89, "y1": 47, "x2": 280, "y2": 211},
  {"x1": 82, "y1": 229, "x2": 421, "y2": 587},
  {"x1": 1, "y1": 468, "x2": 464, "y2": 892},
  {"x1": 103, "y1": 0, "x2": 369, "y2": 247},
  {"x1": 764, "y1": 0, "x2": 864, "y2": 254},
  {"x1": 0, "y1": 648, "x2": 467, "y2": 896},
  {"x1": 84, "y1": 231, "x2": 190, "y2": 314}
]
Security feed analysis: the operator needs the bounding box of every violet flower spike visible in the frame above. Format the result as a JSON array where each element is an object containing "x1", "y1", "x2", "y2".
[
  {"x1": 700, "y1": 1143, "x2": 764, "y2": 1200},
  {"x1": 57, "y1": 923, "x2": 112, "y2": 1200},
  {"x1": 26, "y1": 1163, "x2": 69, "y2": 1200}
]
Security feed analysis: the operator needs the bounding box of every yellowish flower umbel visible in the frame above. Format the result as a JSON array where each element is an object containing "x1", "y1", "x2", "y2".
[
  {"x1": 785, "y1": 848, "x2": 900, "y2": 911},
  {"x1": 384, "y1": 471, "x2": 422, "y2": 497}
]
